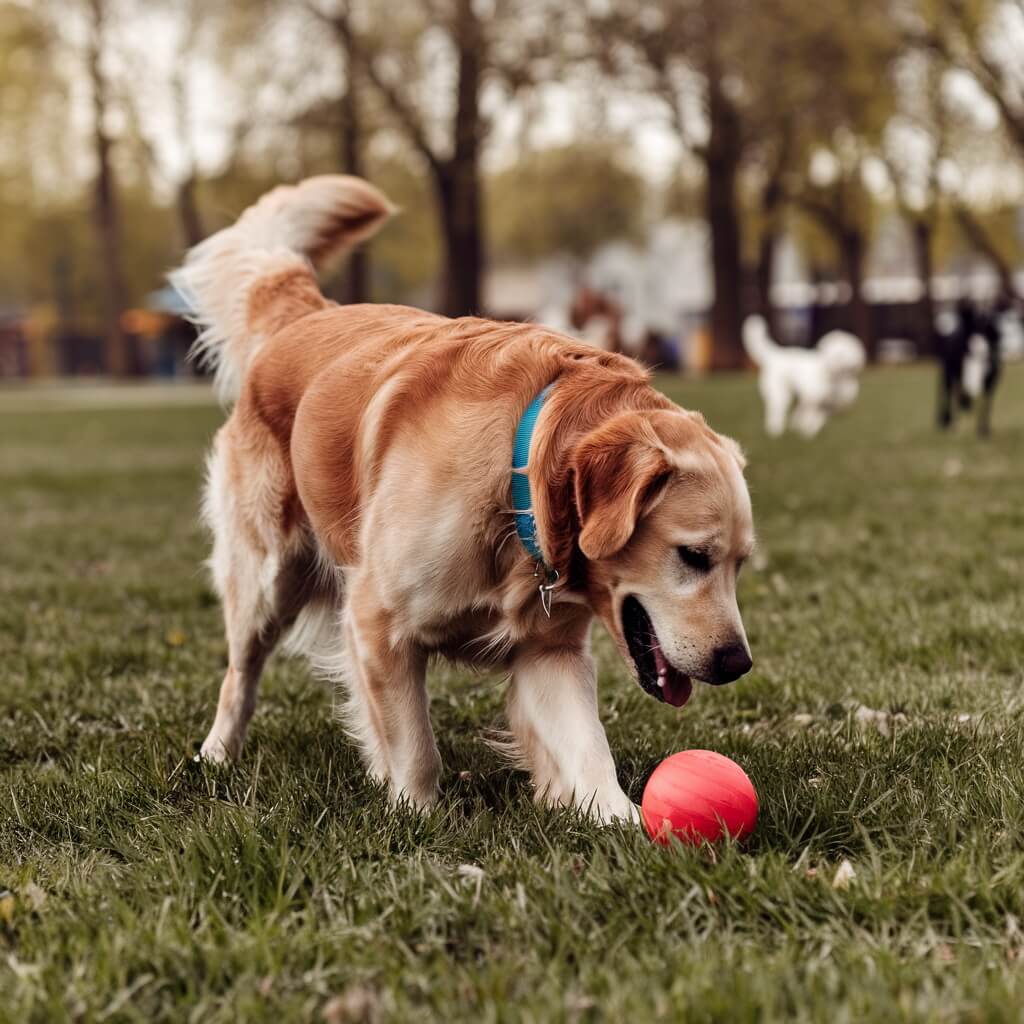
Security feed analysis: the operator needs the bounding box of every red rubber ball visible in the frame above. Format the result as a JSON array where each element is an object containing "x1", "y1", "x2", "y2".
[{"x1": 641, "y1": 750, "x2": 759, "y2": 845}]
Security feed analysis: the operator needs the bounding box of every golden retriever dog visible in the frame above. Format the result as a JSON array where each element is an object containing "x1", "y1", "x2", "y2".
[{"x1": 172, "y1": 175, "x2": 754, "y2": 824}]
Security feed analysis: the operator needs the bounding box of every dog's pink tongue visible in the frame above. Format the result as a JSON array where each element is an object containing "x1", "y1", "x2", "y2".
[
  {"x1": 663, "y1": 672, "x2": 692, "y2": 708},
  {"x1": 653, "y1": 644, "x2": 692, "y2": 708}
]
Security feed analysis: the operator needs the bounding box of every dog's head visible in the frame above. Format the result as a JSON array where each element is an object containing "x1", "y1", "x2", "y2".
[
  {"x1": 819, "y1": 331, "x2": 866, "y2": 376},
  {"x1": 572, "y1": 409, "x2": 754, "y2": 707},
  {"x1": 818, "y1": 332, "x2": 865, "y2": 412}
]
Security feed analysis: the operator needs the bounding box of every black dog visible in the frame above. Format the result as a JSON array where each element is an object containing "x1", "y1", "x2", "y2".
[{"x1": 936, "y1": 299, "x2": 1005, "y2": 437}]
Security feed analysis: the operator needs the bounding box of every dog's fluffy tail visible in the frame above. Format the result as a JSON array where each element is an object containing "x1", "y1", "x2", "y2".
[
  {"x1": 742, "y1": 315, "x2": 778, "y2": 367},
  {"x1": 170, "y1": 175, "x2": 395, "y2": 402}
]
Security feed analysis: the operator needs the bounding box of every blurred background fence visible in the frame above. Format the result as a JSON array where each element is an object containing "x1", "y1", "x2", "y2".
[{"x1": 1, "y1": 0, "x2": 1023, "y2": 377}]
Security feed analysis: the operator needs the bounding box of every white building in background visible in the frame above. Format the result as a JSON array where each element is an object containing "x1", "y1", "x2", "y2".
[
  {"x1": 489, "y1": 216, "x2": 800, "y2": 359},
  {"x1": 587, "y1": 221, "x2": 713, "y2": 341},
  {"x1": 484, "y1": 209, "x2": 1024, "y2": 360},
  {"x1": 487, "y1": 219, "x2": 717, "y2": 361}
]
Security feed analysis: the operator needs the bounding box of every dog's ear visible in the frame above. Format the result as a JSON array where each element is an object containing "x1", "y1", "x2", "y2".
[
  {"x1": 572, "y1": 413, "x2": 674, "y2": 560},
  {"x1": 717, "y1": 433, "x2": 746, "y2": 470}
]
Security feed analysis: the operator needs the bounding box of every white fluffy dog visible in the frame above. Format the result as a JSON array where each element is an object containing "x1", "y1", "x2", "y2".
[{"x1": 742, "y1": 315, "x2": 866, "y2": 437}]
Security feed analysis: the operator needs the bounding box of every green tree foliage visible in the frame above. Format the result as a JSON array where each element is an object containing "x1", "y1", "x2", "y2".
[
  {"x1": 906, "y1": 0, "x2": 1024, "y2": 298},
  {"x1": 916, "y1": 0, "x2": 1024, "y2": 154},
  {"x1": 0, "y1": 2, "x2": 73, "y2": 203},
  {"x1": 0, "y1": 2, "x2": 75, "y2": 308},
  {"x1": 364, "y1": 158, "x2": 441, "y2": 301},
  {"x1": 776, "y1": 0, "x2": 903, "y2": 352},
  {"x1": 487, "y1": 144, "x2": 647, "y2": 264},
  {"x1": 0, "y1": 0, "x2": 1021, "y2": 364},
  {"x1": 351, "y1": 0, "x2": 567, "y2": 314}
]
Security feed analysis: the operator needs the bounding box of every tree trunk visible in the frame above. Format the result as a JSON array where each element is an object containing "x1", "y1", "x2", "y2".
[
  {"x1": 171, "y1": 61, "x2": 204, "y2": 251},
  {"x1": 755, "y1": 228, "x2": 779, "y2": 341},
  {"x1": 176, "y1": 173, "x2": 204, "y2": 249},
  {"x1": 704, "y1": 77, "x2": 745, "y2": 370},
  {"x1": 437, "y1": 0, "x2": 483, "y2": 317},
  {"x1": 340, "y1": 45, "x2": 369, "y2": 304},
  {"x1": 840, "y1": 228, "x2": 874, "y2": 358},
  {"x1": 435, "y1": 165, "x2": 483, "y2": 316},
  {"x1": 756, "y1": 172, "x2": 785, "y2": 341},
  {"x1": 755, "y1": 128, "x2": 792, "y2": 343},
  {"x1": 910, "y1": 217, "x2": 935, "y2": 355},
  {"x1": 354, "y1": 0, "x2": 484, "y2": 315},
  {"x1": 86, "y1": 0, "x2": 130, "y2": 376},
  {"x1": 954, "y1": 204, "x2": 1020, "y2": 302}
]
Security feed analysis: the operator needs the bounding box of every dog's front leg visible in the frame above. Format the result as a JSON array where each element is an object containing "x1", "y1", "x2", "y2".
[
  {"x1": 507, "y1": 640, "x2": 639, "y2": 826},
  {"x1": 340, "y1": 575, "x2": 441, "y2": 809},
  {"x1": 762, "y1": 385, "x2": 789, "y2": 437}
]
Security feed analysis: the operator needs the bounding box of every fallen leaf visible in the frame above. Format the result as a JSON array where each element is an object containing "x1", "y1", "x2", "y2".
[
  {"x1": 322, "y1": 985, "x2": 379, "y2": 1024},
  {"x1": 456, "y1": 864, "x2": 485, "y2": 883},
  {"x1": 565, "y1": 993, "x2": 596, "y2": 1014},
  {"x1": 21, "y1": 883, "x2": 45, "y2": 912},
  {"x1": 851, "y1": 704, "x2": 907, "y2": 738},
  {"x1": 832, "y1": 859, "x2": 856, "y2": 891}
]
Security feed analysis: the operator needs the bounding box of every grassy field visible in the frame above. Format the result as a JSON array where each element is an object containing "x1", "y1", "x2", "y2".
[{"x1": 2, "y1": 366, "x2": 1023, "y2": 1023}]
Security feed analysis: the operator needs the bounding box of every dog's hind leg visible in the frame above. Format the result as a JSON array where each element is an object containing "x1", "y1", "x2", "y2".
[
  {"x1": 937, "y1": 369, "x2": 953, "y2": 429},
  {"x1": 978, "y1": 366, "x2": 1000, "y2": 437},
  {"x1": 201, "y1": 550, "x2": 315, "y2": 762},
  {"x1": 199, "y1": 430, "x2": 314, "y2": 762},
  {"x1": 202, "y1": 586, "x2": 279, "y2": 763},
  {"x1": 761, "y1": 378, "x2": 789, "y2": 437},
  {"x1": 337, "y1": 571, "x2": 441, "y2": 808},
  {"x1": 792, "y1": 402, "x2": 826, "y2": 438}
]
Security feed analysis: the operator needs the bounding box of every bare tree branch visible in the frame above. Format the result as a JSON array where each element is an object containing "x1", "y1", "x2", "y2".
[
  {"x1": 928, "y1": 0, "x2": 1024, "y2": 151},
  {"x1": 359, "y1": 54, "x2": 444, "y2": 171},
  {"x1": 954, "y1": 201, "x2": 1022, "y2": 299},
  {"x1": 307, "y1": 0, "x2": 444, "y2": 172},
  {"x1": 790, "y1": 189, "x2": 846, "y2": 237},
  {"x1": 652, "y1": 64, "x2": 706, "y2": 158}
]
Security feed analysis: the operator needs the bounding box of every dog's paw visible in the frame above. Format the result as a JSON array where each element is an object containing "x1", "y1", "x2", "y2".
[
  {"x1": 573, "y1": 788, "x2": 642, "y2": 827},
  {"x1": 537, "y1": 780, "x2": 642, "y2": 828},
  {"x1": 198, "y1": 733, "x2": 236, "y2": 764},
  {"x1": 388, "y1": 782, "x2": 440, "y2": 813},
  {"x1": 387, "y1": 762, "x2": 442, "y2": 812},
  {"x1": 597, "y1": 796, "x2": 642, "y2": 828}
]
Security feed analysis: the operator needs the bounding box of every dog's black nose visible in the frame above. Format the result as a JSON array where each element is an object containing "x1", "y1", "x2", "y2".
[{"x1": 710, "y1": 643, "x2": 753, "y2": 684}]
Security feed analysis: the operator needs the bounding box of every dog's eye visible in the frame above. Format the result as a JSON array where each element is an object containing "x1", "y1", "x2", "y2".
[{"x1": 677, "y1": 546, "x2": 711, "y2": 573}]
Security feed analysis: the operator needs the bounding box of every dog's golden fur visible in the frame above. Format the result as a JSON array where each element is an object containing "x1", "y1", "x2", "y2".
[{"x1": 174, "y1": 175, "x2": 754, "y2": 823}]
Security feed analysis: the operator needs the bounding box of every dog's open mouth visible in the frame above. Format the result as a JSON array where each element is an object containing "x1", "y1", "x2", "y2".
[{"x1": 621, "y1": 596, "x2": 693, "y2": 708}]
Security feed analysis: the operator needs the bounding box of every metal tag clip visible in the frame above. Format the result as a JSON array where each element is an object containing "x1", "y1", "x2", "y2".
[{"x1": 535, "y1": 565, "x2": 559, "y2": 617}]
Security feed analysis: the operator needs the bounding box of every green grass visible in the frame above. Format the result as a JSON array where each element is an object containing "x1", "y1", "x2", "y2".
[{"x1": 2, "y1": 366, "x2": 1023, "y2": 1023}]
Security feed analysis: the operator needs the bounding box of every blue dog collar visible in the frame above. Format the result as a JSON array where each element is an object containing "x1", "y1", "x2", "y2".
[{"x1": 511, "y1": 383, "x2": 559, "y2": 610}]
